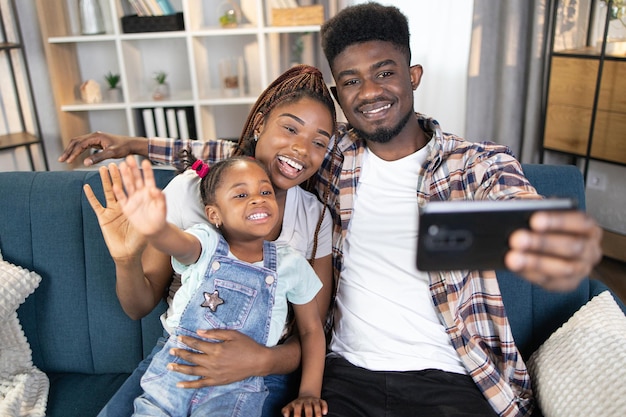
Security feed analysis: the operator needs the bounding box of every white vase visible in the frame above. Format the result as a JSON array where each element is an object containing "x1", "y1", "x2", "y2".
[
  {"x1": 152, "y1": 82, "x2": 170, "y2": 100},
  {"x1": 79, "y1": 0, "x2": 105, "y2": 35},
  {"x1": 107, "y1": 87, "x2": 123, "y2": 102}
]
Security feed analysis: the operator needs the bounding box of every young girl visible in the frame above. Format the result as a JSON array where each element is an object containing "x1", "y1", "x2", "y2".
[
  {"x1": 81, "y1": 65, "x2": 337, "y2": 417},
  {"x1": 113, "y1": 155, "x2": 327, "y2": 417}
]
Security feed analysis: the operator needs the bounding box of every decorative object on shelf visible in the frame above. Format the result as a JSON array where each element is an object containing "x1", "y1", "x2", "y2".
[
  {"x1": 219, "y1": 57, "x2": 245, "y2": 97},
  {"x1": 104, "y1": 71, "x2": 122, "y2": 102},
  {"x1": 218, "y1": 1, "x2": 241, "y2": 28},
  {"x1": 80, "y1": 79, "x2": 102, "y2": 103},
  {"x1": 79, "y1": 0, "x2": 105, "y2": 35},
  {"x1": 152, "y1": 71, "x2": 170, "y2": 100},
  {"x1": 271, "y1": 5, "x2": 324, "y2": 26}
]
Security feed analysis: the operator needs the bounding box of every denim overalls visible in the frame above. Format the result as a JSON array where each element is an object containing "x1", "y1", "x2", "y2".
[{"x1": 133, "y1": 235, "x2": 279, "y2": 417}]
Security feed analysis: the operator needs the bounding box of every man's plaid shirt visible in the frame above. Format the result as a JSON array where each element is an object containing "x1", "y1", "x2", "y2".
[{"x1": 149, "y1": 113, "x2": 540, "y2": 416}]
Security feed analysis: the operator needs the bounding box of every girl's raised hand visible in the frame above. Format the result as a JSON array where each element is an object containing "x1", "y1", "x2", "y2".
[
  {"x1": 113, "y1": 156, "x2": 167, "y2": 237},
  {"x1": 83, "y1": 163, "x2": 147, "y2": 260}
]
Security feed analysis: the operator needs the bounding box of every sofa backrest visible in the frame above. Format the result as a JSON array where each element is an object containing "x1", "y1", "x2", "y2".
[
  {"x1": 0, "y1": 164, "x2": 618, "y2": 373},
  {"x1": 0, "y1": 168, "x2": 175, "y2": 375},
  {"x1": 497, "y1": 163, "x2": 618, "y2": 359}
]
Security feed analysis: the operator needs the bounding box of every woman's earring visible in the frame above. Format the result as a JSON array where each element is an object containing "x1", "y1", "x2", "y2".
[{"x1": 254, "y1": 132, "x2": 259, "y2": 142}]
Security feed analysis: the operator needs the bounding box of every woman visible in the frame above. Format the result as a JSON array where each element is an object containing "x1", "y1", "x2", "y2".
[{"x1": 83, "y1": 65, "x2": 337, "y2": 417}]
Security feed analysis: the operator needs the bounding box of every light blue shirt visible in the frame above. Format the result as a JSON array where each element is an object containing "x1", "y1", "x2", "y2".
[{"x1": 167, "y1": 223, "x2": 322, "y2": 346}]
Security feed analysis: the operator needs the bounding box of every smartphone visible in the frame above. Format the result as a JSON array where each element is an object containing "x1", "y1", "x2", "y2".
[{"x1": 416, "y1": 198, "x2": 576, "y2": 271}]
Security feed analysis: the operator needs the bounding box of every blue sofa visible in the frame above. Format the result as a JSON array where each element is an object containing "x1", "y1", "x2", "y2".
[{"x1": 0, "y1": 164, "x2": 622, "y2": 417}]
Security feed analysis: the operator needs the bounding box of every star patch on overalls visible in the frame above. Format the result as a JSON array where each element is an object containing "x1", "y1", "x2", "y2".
[{"x1": 201, "y1": 290, "x2": 224, "y2": 312}]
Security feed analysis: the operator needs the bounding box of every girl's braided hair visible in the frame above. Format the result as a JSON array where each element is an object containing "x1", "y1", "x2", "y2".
[{"x1": 197, "y1": 156, "x2": 270, "y2": 207}]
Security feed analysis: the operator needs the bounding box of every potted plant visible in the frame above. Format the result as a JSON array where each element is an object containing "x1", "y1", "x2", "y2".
[
  {"x1": 152, "y1": 71, "x2": 169, "y2": 100},
  {"x1": 104, "y1": 71, "x2": 122, "y2": 102},
  {"x1": 218, "y1": 1, "x2": 240, "y2": 28}
]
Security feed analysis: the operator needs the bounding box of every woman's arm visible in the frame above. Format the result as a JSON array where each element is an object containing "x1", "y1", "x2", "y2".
[
  {"x1": 84, "y1": 163, "x2": 172, "y2": 319},
  {"x1": 115, "y1": 243, "x2": 173, "y2": 320}
]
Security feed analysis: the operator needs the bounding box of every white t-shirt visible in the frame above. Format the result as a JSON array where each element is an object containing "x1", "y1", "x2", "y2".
[
  {"x1": 161, "y1": 170, "x2": 332, "y2": 325},
  {"x1": 166, "y1": 223, "x2": 322, "y2": 345},
  {"x1": 329, "y1": 144, "x2": 466, "y2": 374}
]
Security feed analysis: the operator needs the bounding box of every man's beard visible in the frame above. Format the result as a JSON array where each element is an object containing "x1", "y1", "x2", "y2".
[{"x1": 352, "y1": 110, "x2": 414, "y2": 144}]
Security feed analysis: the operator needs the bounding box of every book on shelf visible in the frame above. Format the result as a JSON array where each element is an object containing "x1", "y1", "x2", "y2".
[
  {"x1": 128, "y1": 0, "x2": 149, "y2": 16},
  {"x1": 144, "y1": 0, "x2": 165, "y2": 16},
  {"x1": 142, "y1": 109, "x2": 157, "y2": 138},
  {"x1": 176, "y1": 109, "x2": 190, "y2": 140},
  {"x1": 166, "y1": 108, "x2": 178, "y2": 138},
  {"x1": 126, "y1": 0, "x2": 175, "y2": 17},
  {"x1": 156, "y1": 0, "x2": 176, "y2": 15},
  {"x1": 120, "y1": 0, "x2": 134, "y2": 16},
  {"x1": 154, "y1": 107, "x2": 167, "y2": 137},
  {"x1": 138, "y1": 107, "x2": 196, "y2": 140}
]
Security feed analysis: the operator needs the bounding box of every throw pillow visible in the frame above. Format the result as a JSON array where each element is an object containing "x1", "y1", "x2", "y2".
[
  {"x1": 0, "y1": 252, "x2": 49, "y2": 417},
  {"x1": 527, "y1": 290, "x2": 626, "y2": 417}
]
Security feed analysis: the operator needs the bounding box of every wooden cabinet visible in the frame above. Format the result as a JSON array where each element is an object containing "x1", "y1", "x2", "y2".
[
  {"x1": 34, "y1": 0, "x2": 332, "y2": 149},
  {"x1": 542, "y1": 0, "x2": 626, "y2": 167},
  {"x1": 0, "y1": 0, "x2": 49, "y2": 170}
]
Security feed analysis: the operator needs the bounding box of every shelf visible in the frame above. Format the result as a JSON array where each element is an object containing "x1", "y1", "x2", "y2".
[
  {"x1": 542, "y1": 0, "x2": 626, "y2": 168},
  {"x1": 0, "y1": 0, "x2": 48, "y2": 170},
  {"x1": 35, "y1": 0, "x2": 333, "y2": 143},
  {"x1": 0, "y1": 41, "x2": 20, "y2": 50},
  {"x1": 0, "y1": 132, "x2": 41, "y2": 149}
]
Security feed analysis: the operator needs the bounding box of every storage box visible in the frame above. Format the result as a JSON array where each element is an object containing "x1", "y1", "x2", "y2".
[
  {"x1": 121, "y1": 12, "x2": 184, "y2": 33},
  {"x1": 271, "y1": 5, "x2": 324, "y2": 26}
]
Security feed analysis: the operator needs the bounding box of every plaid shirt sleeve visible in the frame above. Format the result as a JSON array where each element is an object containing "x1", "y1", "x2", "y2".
[{"x1": 148, "y1": 137, "x2": 237, "y2": 170}]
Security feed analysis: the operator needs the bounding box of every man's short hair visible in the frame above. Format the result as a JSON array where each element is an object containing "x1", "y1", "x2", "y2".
[{"x1": 321, "y1": 2, "x2": 411, "y2": 68}]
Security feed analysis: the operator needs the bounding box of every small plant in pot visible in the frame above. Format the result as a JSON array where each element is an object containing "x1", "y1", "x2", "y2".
[
  {"x1": 104, "y1": 71, "x2": 122, "y2": 101},
  {"x1": 152, "y1": 71, "x2": 169, "y2": 100}
]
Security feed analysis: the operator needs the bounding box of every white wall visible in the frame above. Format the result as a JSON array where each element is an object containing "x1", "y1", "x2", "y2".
[{"x1": 350, "y1": 0, "x2": 474, "y2": 136}]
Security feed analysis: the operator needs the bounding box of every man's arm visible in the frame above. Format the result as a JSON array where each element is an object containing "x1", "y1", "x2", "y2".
[
  {"x1": 58, "y1": 130, "x2": 226, "y2": 168},
  {"x1": 58, "y1": 132, "x2": 150, "y2": 166}
]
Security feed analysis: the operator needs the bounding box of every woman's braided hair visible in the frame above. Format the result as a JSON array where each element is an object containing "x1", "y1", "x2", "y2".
[{"x1": 233, "y1": 64, "x2": 337, "y2": 158}]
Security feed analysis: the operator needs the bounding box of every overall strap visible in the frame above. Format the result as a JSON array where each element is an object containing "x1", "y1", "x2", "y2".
[
  {"x1": 213, "y1": 233, "x2": 230, "y2": 257},
  {"x1": 262, "y1": 241, "x2": 278, "y2": 272}
]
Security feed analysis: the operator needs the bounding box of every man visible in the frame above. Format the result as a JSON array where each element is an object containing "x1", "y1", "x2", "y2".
[
  {"x1": 313, "y1": 3, "x2": 601, "y2": 416},
  {"x1": 59, "y1": 3, "x2": 602, "y2": 416}
]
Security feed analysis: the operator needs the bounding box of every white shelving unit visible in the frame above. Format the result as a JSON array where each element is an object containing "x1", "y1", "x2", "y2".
[
  {"x1": 0, "y1": 0, "x2": 48, "y2": 170},
  {"x1": 35, "y1": 0, "x2": 332, "y2": 148}
]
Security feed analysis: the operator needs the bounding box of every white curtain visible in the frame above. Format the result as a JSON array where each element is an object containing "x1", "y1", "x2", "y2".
[{"x1": 465, "y1": 0, "x2": 550, "y2": 163}]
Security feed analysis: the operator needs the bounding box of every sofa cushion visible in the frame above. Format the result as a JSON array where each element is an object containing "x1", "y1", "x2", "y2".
[
  {"x1": 0, "y1": 254, "x2": 48, "y2": 417},
  {"x1": 527, "y1": 291, "x2": 626, "y2": 417}
]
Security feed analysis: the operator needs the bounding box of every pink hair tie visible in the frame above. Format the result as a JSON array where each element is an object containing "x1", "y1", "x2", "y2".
[{"x1": 191, "y1": 160, "x2": 210, "y2": 178}]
